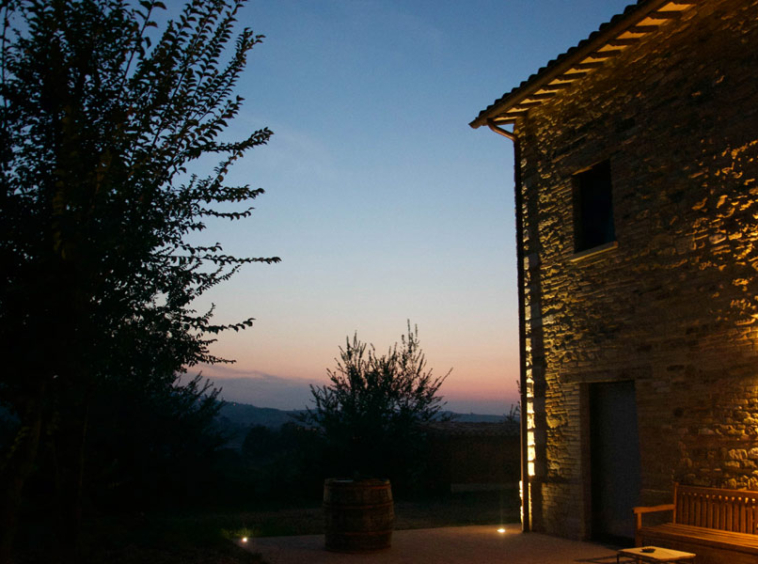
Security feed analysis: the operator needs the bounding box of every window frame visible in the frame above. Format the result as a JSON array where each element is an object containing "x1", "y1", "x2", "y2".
[{"x1": 571, "y1": 159, "x2": 617, "y2": 257}]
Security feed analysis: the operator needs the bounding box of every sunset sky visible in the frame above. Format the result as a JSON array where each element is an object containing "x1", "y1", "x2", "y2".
[{"x1": 192, "y1": 0, "x2": 634, "y2": 415}]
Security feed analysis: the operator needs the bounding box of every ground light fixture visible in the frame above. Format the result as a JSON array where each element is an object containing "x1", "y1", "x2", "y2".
[
  {"x1": 241, "y1": 537, "x2": 248, "y2": 543},
  {"x1": 497, "y1": 527, "x2": 506, "y2": 534}
]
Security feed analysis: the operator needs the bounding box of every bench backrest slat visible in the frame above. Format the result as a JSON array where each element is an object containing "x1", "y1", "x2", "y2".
[{"x1": 674, "y1": 485, "x2": 758, "y2": 534}]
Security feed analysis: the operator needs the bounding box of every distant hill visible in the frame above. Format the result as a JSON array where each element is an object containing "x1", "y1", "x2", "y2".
[
  {"x1": 445, "y1": 412, "x2": 505, "y2": 423},
  {"x1": 217, "y1": 402, "x2": 509, "y2": 430},
  {"x1": 218, "y1": 402, "x2": 303, "y2": 428},
  {"x1": 215, "y1": 402, "x2": 517, "y2": 449},
  {"x1": 214, "y1": 403, "x2": 302, "y2": 449}
]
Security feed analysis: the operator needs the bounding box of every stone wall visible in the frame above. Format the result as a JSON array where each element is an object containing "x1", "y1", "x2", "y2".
[{"x1": 514, "y1": 0, "x2": 758, "y2": 539}]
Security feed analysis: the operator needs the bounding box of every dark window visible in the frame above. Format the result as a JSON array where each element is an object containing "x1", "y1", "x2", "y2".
[{"x1": 573, "y1": 160, "x2": 615, "y2": 253}]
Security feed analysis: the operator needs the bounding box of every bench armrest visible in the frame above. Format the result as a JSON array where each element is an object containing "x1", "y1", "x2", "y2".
[
  {"x1": 633, "y1": 504, "x2": 675, "y2": 547},
  {"x1": 633, "y1": 504, "x2": 675, "y2": 516}
]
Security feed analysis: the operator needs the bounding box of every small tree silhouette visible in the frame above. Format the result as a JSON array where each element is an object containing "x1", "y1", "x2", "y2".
[{"x1": 302, "y1": 322, "x2": 450, "y2": 488}]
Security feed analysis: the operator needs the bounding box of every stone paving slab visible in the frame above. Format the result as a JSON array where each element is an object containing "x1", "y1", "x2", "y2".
[{"x1": 239, "y1": 525, "x2": 623, "y2": 564}]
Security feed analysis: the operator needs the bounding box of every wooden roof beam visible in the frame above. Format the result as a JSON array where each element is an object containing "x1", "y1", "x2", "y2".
[
  {"x1": 626, "y1": 25, "x2": 662, "y2": 33},
  {"x1": 524, "y1": 93, "x2": 557, "y2": 101},
  {"x1": 648, "y1": 11, "x2": 684, "y2": 20},
  {"x1": 562, "y1": 68, "x2": 590, "y2": 76},
  {"x1": 607, "y1": 38, "x2": 642, "y2": 47},
  {"x1": 542, "y1": 82, "x2": 575, "y2": 90}
]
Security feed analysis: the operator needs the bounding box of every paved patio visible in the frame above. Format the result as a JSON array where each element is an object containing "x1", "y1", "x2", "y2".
[{"x1": 239, "y1": 525, "x2": 624, "y2": 564}]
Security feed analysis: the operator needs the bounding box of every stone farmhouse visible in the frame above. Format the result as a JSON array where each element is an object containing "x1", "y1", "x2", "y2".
[{"x1": 472, "y1": 0, "x2": 758, "y2": 543}]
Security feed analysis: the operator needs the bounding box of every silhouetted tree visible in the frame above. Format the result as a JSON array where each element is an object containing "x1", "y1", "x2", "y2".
[
  {"x1": 85, "y1": 375, "x2": 227, "y2": 511},
  {"x1": 301, "y1": 323, "x2": 450, "y2": 491},
  {"x1": 0, "y1": 0, "x2": 277, "y2": 560}
]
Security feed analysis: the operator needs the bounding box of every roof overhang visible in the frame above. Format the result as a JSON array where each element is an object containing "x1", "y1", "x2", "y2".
[{"x1": 470, "y1": 0, "x2": 698, "y2": 129}]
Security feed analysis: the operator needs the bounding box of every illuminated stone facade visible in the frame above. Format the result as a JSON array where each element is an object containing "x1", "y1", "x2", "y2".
[{"x1": 476, "y1": 0, "x2": 758, "y2": 541}]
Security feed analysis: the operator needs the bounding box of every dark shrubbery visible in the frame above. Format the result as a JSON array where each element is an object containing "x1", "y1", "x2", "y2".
[{"x1": 237, "y1": 423, "x2": 325, "y2": 503}]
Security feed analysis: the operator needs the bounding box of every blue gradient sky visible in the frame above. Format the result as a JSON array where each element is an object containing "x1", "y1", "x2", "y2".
[{"x1": 193, "y1": 0, "x2": 633, "y2": 414}]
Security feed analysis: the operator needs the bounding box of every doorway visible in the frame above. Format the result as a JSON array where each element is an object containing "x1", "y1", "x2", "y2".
[{"x1": 589, "y1": 380, "x2": 641, "y2": 543}]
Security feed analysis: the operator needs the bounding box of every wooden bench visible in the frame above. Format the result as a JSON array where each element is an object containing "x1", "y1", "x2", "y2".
[{"x1": 634, "y1": 484, "x2": 758, "y2": 564}]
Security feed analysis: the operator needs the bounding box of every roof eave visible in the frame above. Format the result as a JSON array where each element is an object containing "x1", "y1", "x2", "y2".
[{"x1": 470, "y1": 0, "x2": 695, "y2": 129}]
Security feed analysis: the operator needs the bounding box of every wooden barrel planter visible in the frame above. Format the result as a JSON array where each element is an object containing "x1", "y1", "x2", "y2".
[{"x1": 323, "y1": 478, "x2": 394, "y2": 552}]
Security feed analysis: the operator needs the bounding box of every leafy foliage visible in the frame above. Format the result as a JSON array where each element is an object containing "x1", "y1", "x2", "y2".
[
  {"x1": 0, "y1": 0, "x2": 276, "y2": 558},
  {"x1": 301, "y1": 323, "x2": 450, "y2": 489},
  {"x1": 86, "y1": 375, "x2": 227, "y2": 510}
]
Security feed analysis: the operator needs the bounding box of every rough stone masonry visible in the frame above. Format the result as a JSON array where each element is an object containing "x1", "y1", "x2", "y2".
[{"x1": 514, "y1": 0, "x2": 758, "y2": 539}]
